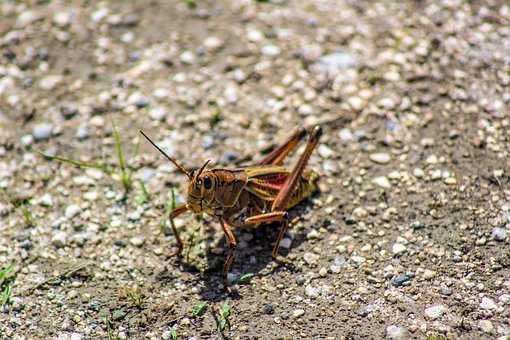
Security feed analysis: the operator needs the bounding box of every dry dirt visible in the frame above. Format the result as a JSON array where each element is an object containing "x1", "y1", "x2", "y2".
[{"x1": 1, "y1": 0, "x2": 510, "y2": 339}]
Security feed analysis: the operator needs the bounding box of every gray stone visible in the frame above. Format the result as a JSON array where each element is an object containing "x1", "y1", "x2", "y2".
[
  {"x1": 224, "y1": 85, "x2": 238, "y2": 103},
  {"x1": 317, "y1": 144, "x2": 334, "y2": 158},
  {"x1": 479, "y1": 320, "x2": 494, "y2": 334},
  {"x1": 16, "y1": 10, "x2": 40, "y2": 28},
  {"x1": 492, "y1": 227, "x2": 507, "y2": 241},
  {"x1": 330, "y1": 256, "x2": 346, "y2": 273},
  {"x1": 70, "y1": 333, "x2": 83, "y2": 340},
  {"x1": 65, "y1": 204, "x2": 81, "y2": 219},
  {"x1": 392, "y1": 243, "x2": 407, "y2": 255},
  {"x1": 76, "y1": 125, "x2": 90, "y2": 140},
  {"x1": 373, "y1": 176, "x2": 392, "y2": 189},
  {"x1": 338, "y1": 128, "x2": 354, "y2": 142},
  {"x1": 33, "y1": 123, "x2": 54, "y2": 141},
  {"x1": 292, "y1": 309, "x2": 305, "y2": 318},
  {"x1": 21, "y1": 134, "x2": 34, "y2": 146},
  {"x1": 203, "y1": 36, "x2": 223, "y2": 51},
  {"x1": 305, "y1": 285, "x2": 319, "y2": 298},
  {"x1": 52, "y1": 231, "x2": 68, "y2": 248},
  {"x1": 53, "y1": 11, "x2": 74, "y2": 27},
  {"x1": 391, "y1": 274, "x2": 411, "y2": 287},
  {"x1": 261, "y1": 45, "x2": 281, "y2": 56},
  {"x1": 370, "y1": 153, "x2": 391, "y2": 164},
  {"x1": 39, "y1": 193, "x2": 53, "y2": 207},
  {"x1": 303, "y1": 252, "x2": 319, "y2": 266},
  {"x1": 279, "y1": 237, "x2": 292, "y2": 249},
  {"x1": 311, "y1": 52, "x2": 358, "y2": 76},
  {"x1": 91, "y1": 8, "x2": 109, "y2": 22},
  {"x1": 306, "y1": 229, "x2": 320, "y2": 239},
  {"x1": 39, "y1": 75, "x2": 63, "y2": 90},
  {"x1": 130, "y1": 236, "x2": 145, "y2": 247},
  {"x1": 424, "y1": 305, "x2": 446, "y2": 320},
  {"x1": 149, "y1": 107, "x2": 168, "y2": 121},
  {"x1": 386, "y1": 325, "x2": 409, "y2": 340},
  {"x1": 180, "y1": 51, "x2": 195, "y2": 64},
  {"x1": 480, "y1": 296, "x2": 497, "y2": 310}
]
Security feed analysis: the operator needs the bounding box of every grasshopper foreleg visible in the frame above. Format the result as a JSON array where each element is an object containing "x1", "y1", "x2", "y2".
[
  {"x1": 168, "y1": 204, "x2": 188, "y2": 256},
  {"x1": 219, "y1": 218, "x2": 238, "y2": 287}
]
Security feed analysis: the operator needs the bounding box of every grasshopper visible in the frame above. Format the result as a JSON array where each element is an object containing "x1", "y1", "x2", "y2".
[{"x1": 140, "y1": 126, "x2": 322, "y2": 286}]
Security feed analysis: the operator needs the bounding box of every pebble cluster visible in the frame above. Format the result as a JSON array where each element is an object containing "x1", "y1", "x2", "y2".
[{"x1": 0, "y1": 0, "x2": 509, "y2": 339}]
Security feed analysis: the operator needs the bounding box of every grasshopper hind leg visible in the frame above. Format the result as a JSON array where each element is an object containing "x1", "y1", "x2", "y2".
[
  {"x1": 246, "y1": 126, "x2": 323, "y2": 258},
  {"x1": 258, "y1": 127, "x2": 307, "y2": 166},
  {"x1": 271, "y1": 126, "x2": 322, "y2": 257}
]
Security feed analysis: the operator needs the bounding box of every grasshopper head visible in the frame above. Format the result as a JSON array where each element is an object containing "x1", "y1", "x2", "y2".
[
  {"x1": 139, "y1": 131, "x2": 218, "y2": 214},
  {"x1": 186, "y1": 160, "x2": 216, "y2": 213},
  {"x1": 140, "y1": 130, "x2": 211, "y2": 213}
]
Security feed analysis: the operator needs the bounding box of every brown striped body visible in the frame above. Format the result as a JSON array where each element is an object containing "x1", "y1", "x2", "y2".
[
  {"x1": 187, "y1": 165, "x2": 319, "y2": 227},
  {"x1": 140, "y1": 125, "x2": 323, "y2": 287}
]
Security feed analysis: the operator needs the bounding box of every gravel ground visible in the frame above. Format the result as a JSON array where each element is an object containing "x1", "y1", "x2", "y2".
[{"x1": 1, "y1": 0, "x2": 510, "y2": 339}]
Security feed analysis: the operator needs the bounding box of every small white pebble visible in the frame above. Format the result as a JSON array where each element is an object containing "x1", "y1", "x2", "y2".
[
  {"x1": 279, "y1": 237, "x2": 292, "y2": 249},
  {"x1": 303, "y1": 252, "x2": 319, "y2": 266},
  {"x1": 306, "y1": 229, "x2": 320, "y2": 239},
  {"x1": 130, "y1": 236, "x2": 145, "y2": 247},
  {"x1": 424, "y1": 305, "x2": 447, "y2": 320},
  {"x1": 180, "y1": 51, "x2": 195, "y2": 64},
  {"x1": 292, "y1": 309, "x2": 305, "y2": 318},
  {"x1": 480, "y1": 296, "x2": 497, "y2": 310},
  {"x1": 369, "y1": 153, "x2": 391, "y2": 164},
  {"x1": 305, "y1": 285, "x2": 319, "y2": 299},
  {"x1": 65, "y1": 204, "x2": 81, "y2": 219},
  {"x1": 372, "y1": 176, "x2": 392, "y2": 189},
  {"x1": 39, "y1": 193, "x2": 53, "y2": 207},
  {"x1": 52, "y1": 231, "x2": 67, "y2": 248},
  {"x1": 317, "y1": 144, "x2": 334, "y2": 158},
  {"x1": 479, "y1": 320, "x2": 493, "y2": 334},
  {"x1": 318, "y1": 267, "x2": 328, "y2": 277},
  {"x1": 413, "y1": 168, "x2": 425, "y2": 178},
  {"x1": 392, "y1": 243, "x2": 407, "y2": 255}
]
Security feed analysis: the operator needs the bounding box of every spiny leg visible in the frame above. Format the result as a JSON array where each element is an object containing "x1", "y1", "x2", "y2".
[
  {"x1": 270, "y1": 125, "x2": 322, "y2": 257},
  {"x1": 271, "y1": 126, "x2": 322, "y2": 212},
  {"x1": 245, "y1": 211, "x2": 288, "y2": 258},
  {"x1": 258, "y1": 127, "x2": 307, "y2": 166},
  {"x1": 219, "y1": 218, "x2": 237, "y2": 287},
  {"x1": 168, "y1": 204, "x2": 188, "y2": 256}
]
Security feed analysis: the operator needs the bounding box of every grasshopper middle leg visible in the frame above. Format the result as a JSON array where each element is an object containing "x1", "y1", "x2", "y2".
[{"x1": 219, "y1": 218, "x2": 237, "y2": 287}]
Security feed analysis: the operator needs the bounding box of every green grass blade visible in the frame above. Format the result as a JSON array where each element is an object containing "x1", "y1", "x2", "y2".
[
  {"x1": 191, "y1": 301, "x2": 207, "y2": 317},
  {"x1": 216, "y1": 302, "x2": 231, "y2": 331},
  {"x1": 112, "y1": 120, "x2": 126, "y2": 171},
  {"x1": 0, "y1": 284, "x2": 12, "y2": 306},
  {"x1": 111, "y1": 119, "x2": 132, "y2": 193},
  {"x1": 170, "y1": 327, "x2": 177, "y2": 340},
  {"x1": 234, "y1": 273, "x2": 254, "y2": 285},
  {"x1": 0, "y1": 264, "x2": 13, "y2": 283},
  {"x1": 35, "y1": 150, "x2": 110, "y2": 173}
]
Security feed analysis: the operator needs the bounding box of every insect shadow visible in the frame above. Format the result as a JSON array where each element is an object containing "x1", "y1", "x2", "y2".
[{"x1": 154, "y1": 199, "x2": 316, "y2": 303}]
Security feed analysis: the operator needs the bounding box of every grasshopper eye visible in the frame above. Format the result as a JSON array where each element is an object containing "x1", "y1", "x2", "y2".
[{"x1": 203, "y1": 176, "x2": 212, "y2": 189}]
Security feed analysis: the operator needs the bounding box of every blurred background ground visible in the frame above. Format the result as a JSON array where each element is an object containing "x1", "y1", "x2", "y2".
[{"x1": 0, "y1": 0, "x2": 509, "y2": 339}]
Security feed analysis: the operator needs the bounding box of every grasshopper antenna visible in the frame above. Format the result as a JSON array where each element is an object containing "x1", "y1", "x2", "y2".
[
  {"x1": 140, "y1": 130, "x2": 192, "y2": 180},
  {"x1": 196, "y1": 160, "x2": 211, "y2": 178}
]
